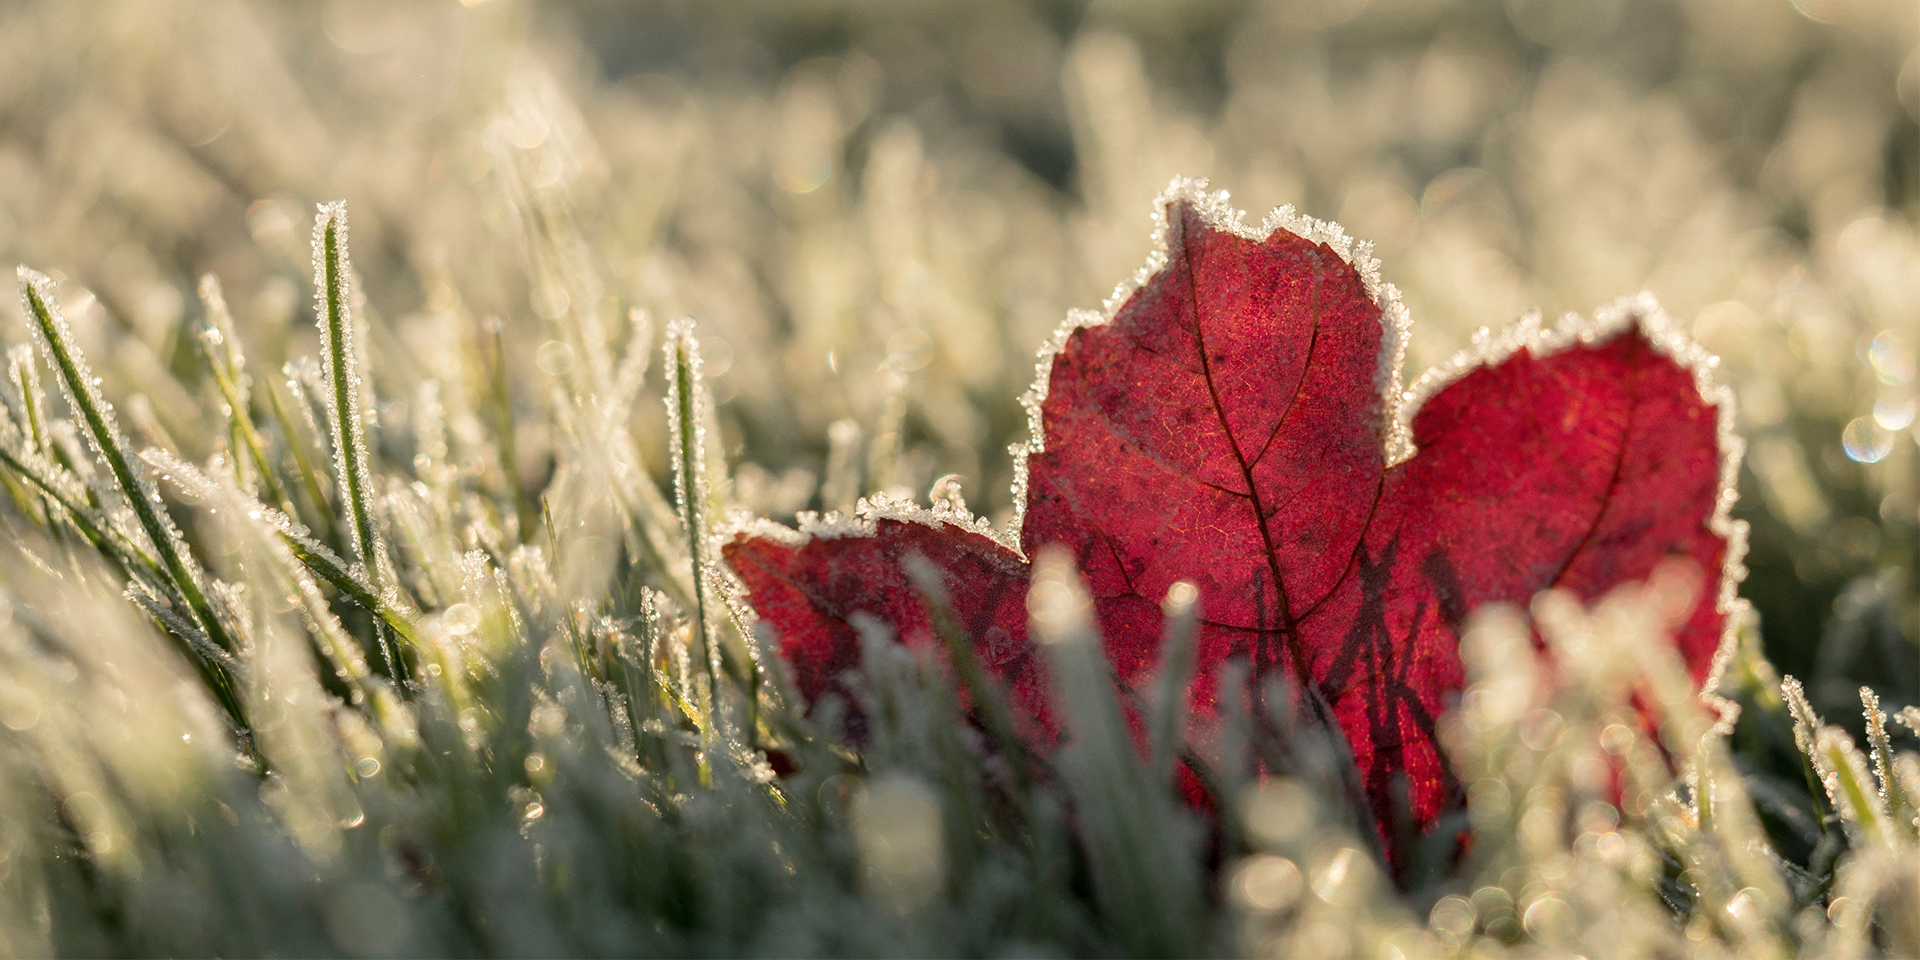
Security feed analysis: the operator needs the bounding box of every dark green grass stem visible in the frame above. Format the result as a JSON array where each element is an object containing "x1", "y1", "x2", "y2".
[
  {"x1": 262, "y1": 373, "x2": 342, "y2": 555},
  {"x1": 314, "y1": 205, "x2": 404, "y2": 681},
  {"x1": 0, "y1": 443, "x2": 152, "y2": 584},
  {"x1": 199, "y1": 331, "x2": 293, "y2": 520},
  {"x1": 283, "y1": 532, "x2": 420, "y2": 647},
  {"x1": 317, "y1": 213, "x2": 380, "y2": 583},
  {"x1": 20, "y1": 276, "x2": 248, "y2": 726}
]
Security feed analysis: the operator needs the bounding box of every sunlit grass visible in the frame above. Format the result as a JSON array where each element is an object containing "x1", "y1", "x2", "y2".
[{"x1": 0, "y1": 0, "x2": 1914, "y2": 956}]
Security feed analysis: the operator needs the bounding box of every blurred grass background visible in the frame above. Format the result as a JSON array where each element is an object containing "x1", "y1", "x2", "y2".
[{"x1": 0, "y1": 0, "x2": 1912, "y2": 717}]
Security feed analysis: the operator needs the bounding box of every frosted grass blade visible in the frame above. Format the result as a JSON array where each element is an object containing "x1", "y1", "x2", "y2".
[
  {"x1": 1782, "y1": 675, "x2": 1833, "y2": 832},
  {"x1": 608, "y1": 307, "x2": 653, "y2": 421},
  {"x1": 486, "y1": 316, "x2": 534, "y2": 539},
  {"x1": 311, "y1": 203, "x2": 404, "y2": 680},
  {"x1": 140, "y1": 446, "x2": 387, "y2": 715},
  {"x1": 902, "y1": 551, "x2": 1032, "y2": 800},
  {"x1": 197, "y1": 274, "x2": 293, "y2": 518},
  {"x1": 265, "y1": 365, "x2": 340, "y2": 552},
  {"x1": 1147, "y1": 580, "x2": 1197, "y2": 784},
  {"x1": 16, "y1": 267, "x2": 248, "y2": 726},
  {"x1": 821, "y1": 418, "x2": 862, "y2": 513},
  {"x1": 1859, "y1": 686, "x2": 1915, "y2": 840},
  {"x1": 1816, "y1": 727, "x2": 1895, "y2": 851},
  {"x1": 140, "y1": 447, "x2": 420, "y2": 649},
  {"x1": 1029, "y1": 546, "x2": 1200, "y2": 958},
  {"x1": 665, "y1": 318, "x2": 719, "y2": 708},
  {"x1": 6, "y1": 344, "x2": 56, "y2": 464},
  {"x1": 0, "y1": 433, "x2": 150, "y2": 583}
]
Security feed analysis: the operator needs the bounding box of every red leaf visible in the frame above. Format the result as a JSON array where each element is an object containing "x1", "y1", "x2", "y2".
[
  {"x1": 721, "y1": 178, "x2": 1745, "y2": 854},
  {"x1": 724, "y1": 512, "x2": 1046, "y2": 740}
]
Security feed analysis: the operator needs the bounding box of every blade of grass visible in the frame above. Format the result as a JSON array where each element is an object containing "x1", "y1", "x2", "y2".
[
  {"x1": 1, "y1": 398, "x2": 167, "y2": 595},
  {"x1": 1816, "y1": 727, "x2": 1895, "y2": 851},
  {"x1": 0, "y1": 436, "x2": 151, "y2": 583},
  {"x1": 665, "y1": 318, "x2": 718, "y2": 713},
  {"x1": 143, "y1": 445, "x2": 389, "y2": 716},
  {"x1": 263, "y1": 368, "x2": 341, "y2": 554},
  {"x1": 1147, "y1": 580, "x2": 1197, "y2": 783},
  {"x1": 196, "y1": 275, "x2": 294, "y2": 518},
  {"x1": 486, "y1": 316, "x2": 535, "y2": 540},
  {"x1": 1781, "y1": 676, "x2": 1833, "y2": 834},
  {"x1": 7, "y1": 345, "x2": 57, "y2": 465},
  {"x1": 1028, "y1": 546, "x2": 1200, "y2": 958},
  {"x1": 16, "y1": 267, "x2": 249, "y2": 727},
  {"x1": 1859, "y1": 686, "x2": 1915, "y2": 839},
  {"x1": 311, "y1": 202, "x2": 404, "y2": 683},
  {"x1": 140, "y1": 447, "x2": 420, "y2": 649},
  {"x1": 902, "y1": 551, "x2": 1034, "y2": 801}
]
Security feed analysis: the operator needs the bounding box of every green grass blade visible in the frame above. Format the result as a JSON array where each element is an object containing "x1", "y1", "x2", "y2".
[
  {"x1": 140, "y1": 446, "x2": 420, "y2": 650},
  {"x1": 1028, "y1": 546, "x2": 1200, "y2": 958},
  {"x1": 1860, "y1": 686, "x2": 1915, "y2": 840},
  {"x1": 486, "y1": 316, "x2": 535, "y2": 540},
  {"x1": 196, "y1": 274, "x2": 293, "y2": 517},
  {"x1": 1816, "y1": 726, "x2": 1895, "y2": 851},
  {"x1": 16, "y1": 267, "x2": 248, "y2": 726},
  {"x1": 263, "y1": 367, "x2": 341, "y2": 553},
  {"x1": 7, "y1": 344, "x2": 55, "y2": 462},
  {"x1": 140, "y1": 445, "x2": 388, "y2": 713},
  {"x1": 1148, "y1": 580, "x2": 1197, "y2": 784},
  {"x1": 903, "y1": 551, "x2": 1033, "y2": 800},
  {"x1": 665, "y1": 318, "x2": 718, "y2": 710},
  {"x1": 0, "y1": 436, "x2": 152, "y2": 582},
  {"x1": 310, "y1": 202, "x2": 404, "y2": 681}
]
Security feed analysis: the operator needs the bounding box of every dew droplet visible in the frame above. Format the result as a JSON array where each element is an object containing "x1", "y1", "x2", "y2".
[
  {"x1": 1873, "y1": 395, "x2": 1916, "y2": 431},
  {"x1": 1842, "y1": 417, "x2": 1895, "y2": 464},
  {"x1": 1867, "y1": 330, "x2": 1915, "y2": 385},
  {"x1": 1231, "y1": 854, "x2": 1302, "y2": 913},
  {"x1": 439, "y1": 599, "x2": 478, "y2": 637},
  {"x1": 535, "y1": 340, "x2": 575, "y2": 375}
]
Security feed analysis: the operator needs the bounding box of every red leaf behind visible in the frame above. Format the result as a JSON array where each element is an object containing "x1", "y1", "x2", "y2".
[
  {"x1": 722, "y1": 179, "x2": 1744, "y2": 858},
  {"x1": 1310, "y1": 322, "x2": 1731, "y2": 829},
  {"x1": 723, "y1": 514, "x2": 1045, "y2": 738}
]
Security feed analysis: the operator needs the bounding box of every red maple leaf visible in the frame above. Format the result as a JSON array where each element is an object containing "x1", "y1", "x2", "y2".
[{"x1": 722, "y1": 178, "x2": 1745, "y2": 850}]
